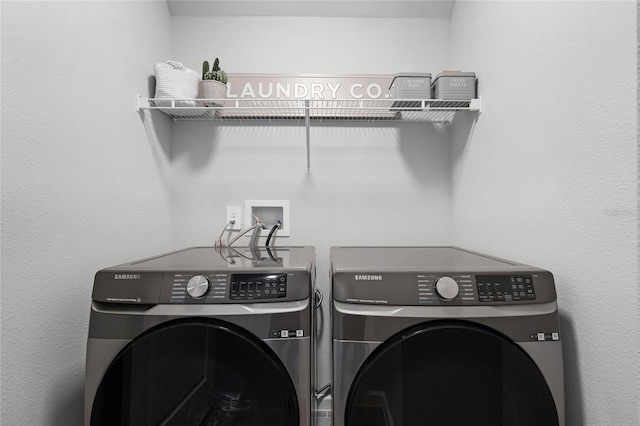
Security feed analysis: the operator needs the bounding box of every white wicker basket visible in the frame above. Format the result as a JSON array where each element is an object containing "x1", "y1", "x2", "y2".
[{"x1": 152, "y1": 61, "x2": 203, "y2": 116}]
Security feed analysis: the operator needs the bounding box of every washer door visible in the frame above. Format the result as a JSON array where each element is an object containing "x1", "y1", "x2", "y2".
[
  {"x1": 345, "y1": 321, "x2": 559, "y2": 426},
  {"x1": 91, "y1": 318, "x2": 299, "y2": 426}
]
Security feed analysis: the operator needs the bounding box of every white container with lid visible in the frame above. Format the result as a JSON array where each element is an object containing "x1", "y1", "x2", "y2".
[
  {"x1": 389, "y1": 73, "x2": 432, "y2": 99},
  {"x1": 432, "y1": 71, "x2": 477, "y2": 100}
]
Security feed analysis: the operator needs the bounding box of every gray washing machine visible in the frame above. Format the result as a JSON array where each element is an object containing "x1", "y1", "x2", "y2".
[
  {"x1": 85, "y1": 246, "x2": 315, "y2": 426},
  {"x1": 331, "y1": 246, "x2": 564, "y2": 426}
]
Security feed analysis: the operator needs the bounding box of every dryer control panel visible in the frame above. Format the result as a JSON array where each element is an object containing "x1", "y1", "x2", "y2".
[
  {"x1": 416, "y1": 274, "x2": 538, "y2": 304},
  {"x1": 333, "y1": 271, "x2": 555, "y2": 306},
  {"x1": 330, "y1": 246, "x2": 556, "y2": 306}
]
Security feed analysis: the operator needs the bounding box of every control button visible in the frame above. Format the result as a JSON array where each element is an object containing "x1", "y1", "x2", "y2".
[
  {"x1": 186, "y1": 275, "x2": 210, "y2": 299},
  {"x1": 435, "y1": 276, "x2": 459, "y2": 301}
]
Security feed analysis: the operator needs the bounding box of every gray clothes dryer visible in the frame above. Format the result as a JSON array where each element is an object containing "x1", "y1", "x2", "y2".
[
  {"x1": 331, "y1": 246, "x2": 564, "y2": 426},
  {"x1": 85, "y1": 246, "x2": 316, "y2": 426}
]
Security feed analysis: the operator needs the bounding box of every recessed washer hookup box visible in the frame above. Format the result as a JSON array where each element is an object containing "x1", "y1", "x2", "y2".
[
  {"x1": 432, "y1": 71, "x2": 477, "y2": 100},
  {"x1": 389, "y1": 73, "x2": 432, "y2": 99}
]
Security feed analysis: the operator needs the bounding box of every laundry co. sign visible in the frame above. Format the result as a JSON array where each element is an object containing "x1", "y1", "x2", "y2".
[{"x1": 225, "y1": 74, "x2": 394, "y2": 100}]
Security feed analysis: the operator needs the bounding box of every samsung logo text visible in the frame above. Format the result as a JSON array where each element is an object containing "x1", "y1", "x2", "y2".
[
  {"x1": 355, "y1": 275, "x2": 383, "y2": 281},
  {"x1": 114, "y1": 274, "x2": 141, "y2": 280}
]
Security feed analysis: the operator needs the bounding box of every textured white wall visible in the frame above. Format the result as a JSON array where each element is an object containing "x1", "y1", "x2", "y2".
[
  {"x1": 1, "y1": 2, "x2": 637, "y2": 425},
  {"x1": 169, "y1": 16, "x2": 453, "y2": 386},
  {"x1": 450, "y1": 1, "x2": 638, "y2": 425},
  {"x1": 1, "y1": 1, "x2": 172, "y2": 424}
]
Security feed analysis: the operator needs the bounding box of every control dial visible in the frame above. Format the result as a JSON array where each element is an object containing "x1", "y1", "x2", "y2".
[
  {"x1": 186, "y1": 275, "x2": 210, "y2": 299},
  {"x1": 435, "y1": 276, "x2": 459, "y2": 301}
]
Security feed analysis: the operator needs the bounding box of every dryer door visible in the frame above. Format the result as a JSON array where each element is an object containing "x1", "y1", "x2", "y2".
[
  {"x1": 90, "y1": 318, "x2": 298, "y2": 426},
  {"x1": 345, "y1": 321, "x2": 558, "y2": 426}
]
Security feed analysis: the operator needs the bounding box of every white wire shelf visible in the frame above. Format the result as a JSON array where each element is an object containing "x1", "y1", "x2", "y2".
[
  {"x1": 136, "y1": 95, "x2": 481, "y2": 173},
  {"x1": 137, "y1": 96, "x2": 481, "y2": 123}
]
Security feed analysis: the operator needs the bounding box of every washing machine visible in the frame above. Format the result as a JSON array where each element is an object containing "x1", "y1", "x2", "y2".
[
  {"x1": 85, "y1": 246, "x2": 316, "y2": 426},
  {"x1": 331, "y1": 246, "x2": 564, "y2": 426}
]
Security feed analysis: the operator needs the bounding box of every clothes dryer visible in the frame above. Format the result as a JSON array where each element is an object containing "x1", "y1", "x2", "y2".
[
  {"x1": 331, "y1": 246, "x2": 564, "y2": 426},
  {"x1": 85, "y1": 246, "x2": 315, "y2": 426}
]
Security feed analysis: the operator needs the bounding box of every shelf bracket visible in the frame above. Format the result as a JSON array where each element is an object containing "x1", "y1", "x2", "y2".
[
  {"x1": 305, "y1": 100, "x2": 311, "y2": 173},
  {"x1": 136, "y1": 94, "x2": 149, "y2": 112},
  {"x1": 470, "y1": 96, "x2": 482, "y2": 113}
]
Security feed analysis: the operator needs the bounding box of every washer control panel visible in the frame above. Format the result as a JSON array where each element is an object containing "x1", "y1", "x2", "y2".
[
  {"x1": 169, "y1": 273, "x2": 228, "y2": 303},
  {"x1": 476, "y1": 275, "x2": 536, "y2": 302},
  {"x1": 163, "y1": 272, "x2": 294, "y2": 303},
  {"x1": 418, "y1": 275, "x2": 475, "y2": 304},
  {"x1": 230, "y1": 273, "x2": 287, "y2": 300}
]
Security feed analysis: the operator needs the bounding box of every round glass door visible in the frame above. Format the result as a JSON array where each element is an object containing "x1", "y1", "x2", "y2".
[
  {"x1": 346, "y1": 321, "x2": 558, "y2": 426},
  {"x1": 91, "y1": 318, "x2": 299, "y2": 426}
]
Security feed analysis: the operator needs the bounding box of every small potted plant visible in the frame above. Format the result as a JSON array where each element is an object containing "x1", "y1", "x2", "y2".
[{"x1": 198, "y1": 58, "x2": 228, "y2": 107}]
